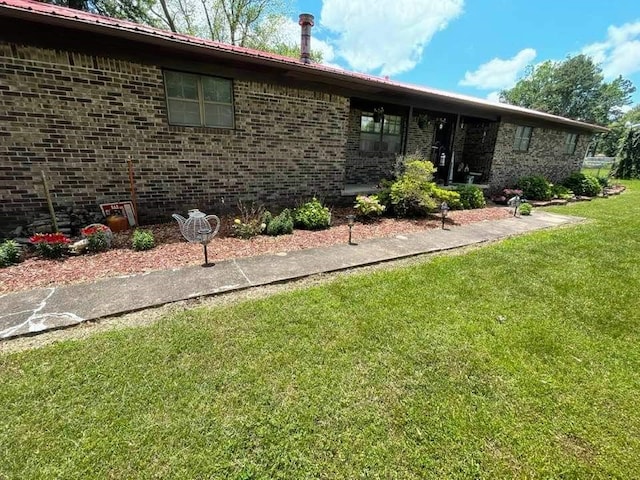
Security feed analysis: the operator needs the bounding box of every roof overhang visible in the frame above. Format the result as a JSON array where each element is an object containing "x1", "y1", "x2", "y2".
[{"x1": 0, "y1": 0, "x2": 610, "y2": 133}]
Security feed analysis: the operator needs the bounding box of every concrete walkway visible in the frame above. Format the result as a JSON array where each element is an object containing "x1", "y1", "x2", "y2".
[{"x1": 0, "y1": 211, "x2": 584, "y2": 340}]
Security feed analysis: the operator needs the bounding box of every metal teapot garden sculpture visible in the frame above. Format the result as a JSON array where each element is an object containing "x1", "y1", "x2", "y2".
[{"x1": 172, "y1": 209, "x2": 220, "y2": 265}]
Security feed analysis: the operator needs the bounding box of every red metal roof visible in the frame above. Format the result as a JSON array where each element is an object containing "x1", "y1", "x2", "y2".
[{"x1": 0, "y1": 0, "x2": 609, "y2": 132}]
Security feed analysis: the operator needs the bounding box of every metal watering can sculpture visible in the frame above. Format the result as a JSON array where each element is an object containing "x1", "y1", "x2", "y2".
[{"x1": 172, "y1": 209, "x2": 220, "y2": 266}]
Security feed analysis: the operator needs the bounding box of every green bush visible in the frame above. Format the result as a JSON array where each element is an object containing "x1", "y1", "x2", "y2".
[
  {"x1": 388, "y1": 160, "x2": 440, "y2": 217},
  {"x1": 87, "y1": 231, "x2": 110, "y2": 253},
  {"x1": 0, "y1": 239, "x2": 21, "y2": 267},
  {"x1": 132, "y1": 229, "x2": 155, "y2": 251},
  {"x1": 455, "y1": 185, "x2": 486, "y2": 209},
  {"x1": 354, "y1": 195, "x2": 385, "y2": 220},
  {"x1": 562, "y1": 172, "x2": 601, "y2": 197},
  {"x1": 551, "y1": 184, "x2": 574, "y2": 199},
  {"x1": 294, "y1": 198, "x2": 331, "y2": 230},
  {"x1": 519, "y1": 203, "x2": 533, "y2": 216},
  {"x1": 431, "y1": 187, "x2": 462, "y2": 210},
  {"x1": 516, "y1": 175, "x2": 553, "y2": 200},
  {"x1": 265, "y1": 209, "x2": 294, "y2": 236}
]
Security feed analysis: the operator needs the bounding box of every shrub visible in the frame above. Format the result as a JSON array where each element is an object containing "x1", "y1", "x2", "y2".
[
  {"x1": 30, "y1": 232, "x2": 70, "y2": 259},
  {"x1": 132, "y1": 229, "x2": 155, "y2": 251},
  {"x1": 431, "y1": 186, "x2": 462, "y2": 210},
  {"x1": 354, "y1": 195, "x2": 385, "y2": 220},
  {"x1": 81, "y1": 224, "x2": 112, "y2": 253},
  {"x1": 294, "y1": 198, "x2": 331, "y2": 230},
  {"x1": 551, "y1": 184, "x2": 574, "y2": 199},
  {"x1": 265, "y1": 209, "x2": 294, "y2": 236},
  {"x1": 388, "y1": 160, "x2": 439, "y2": 217},
  {"x1": 0, "y1": 239, "x2": 21, "y2": 267},
  {"x1": 562, "y1": 172, "x2": 601, "y2": 197},
  {"x1": 597, "y1": 176, "x2": 609, "y2": 188},
  {"x1": 455, "y1": 185, "x2": 486, "y2": 209},
  {"x1": 516, "y1": 175, "x2": 552, "y2": 200},
  {"x1": 519, "y1": 203, "x2": 533, "y2": 216},
  {"x1": 231, "y1": 202, "x2": 267, "y2": 239}
]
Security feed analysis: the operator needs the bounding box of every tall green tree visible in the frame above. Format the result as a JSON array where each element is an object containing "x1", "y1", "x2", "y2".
[
  {"x1": 598, "y1": 105, "x2": 640, "y2": 156},
  {"x1": 612, "y1": 126, "x2": 640, "y2": 178},
  {"x1": 500, "y1": 55, "x2": 635, "y2": 126}
]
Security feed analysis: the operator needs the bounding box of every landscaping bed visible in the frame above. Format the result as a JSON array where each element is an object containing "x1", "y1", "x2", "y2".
[{"x1": 0, "y1": 206, "x2": 512, "y2": 294}]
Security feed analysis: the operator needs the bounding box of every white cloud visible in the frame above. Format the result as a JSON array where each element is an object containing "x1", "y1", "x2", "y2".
[
  {"x1": 459, "y1": 48, "x2": 536, "y2": 89},
  {"x1": 582, "y1": 21, "x2": 640, "y2": 78},
  {"x1": 319, "y1": 0, "x2": 464, "y2": 76},
  {"x1": 486, "y1": 91, "x2": 501, "y2": 103}
]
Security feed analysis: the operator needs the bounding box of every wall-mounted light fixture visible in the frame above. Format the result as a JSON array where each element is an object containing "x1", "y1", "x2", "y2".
[{"x1": 373, "y1": 107, "x2": 385, "y2": 123}]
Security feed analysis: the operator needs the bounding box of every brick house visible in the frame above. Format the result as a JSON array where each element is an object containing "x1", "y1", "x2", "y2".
[{"x1": 0, "y1": 0, "x2": 607, "y2": 232}]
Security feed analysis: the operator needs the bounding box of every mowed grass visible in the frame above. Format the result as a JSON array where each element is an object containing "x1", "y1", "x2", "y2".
[{"x1": 2, "y1": 184, "x2": 640, "y2": 479}]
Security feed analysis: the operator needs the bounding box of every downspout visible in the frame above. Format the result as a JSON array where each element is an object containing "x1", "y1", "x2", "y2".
[
  {"x1": 402, "y1": 106, "x2": 413, "y2": 156},
  {"x1": 446, "y1": 114, "x2": 461, "y2": 186}
]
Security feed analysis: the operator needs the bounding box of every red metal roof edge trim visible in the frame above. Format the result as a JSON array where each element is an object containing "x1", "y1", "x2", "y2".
[{"x1": 0, "y1": 0, "x2": 609, "y2": 133}]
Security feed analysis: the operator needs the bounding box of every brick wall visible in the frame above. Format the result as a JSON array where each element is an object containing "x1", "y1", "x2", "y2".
[
  {"x1": 0, "y1": 42, "x2": 350, "y2": 231},
  {"x1": 489, "y1": 121, "x2": 592, "y2": 190}
]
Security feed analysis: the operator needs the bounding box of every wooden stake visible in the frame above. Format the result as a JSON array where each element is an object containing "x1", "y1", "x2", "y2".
[
  {"x1": 41, "y1": 171, "x2": 58, "y2": 233},
  {"x1": 128, "y1": 157, "x2": 139, "y2": 226}
]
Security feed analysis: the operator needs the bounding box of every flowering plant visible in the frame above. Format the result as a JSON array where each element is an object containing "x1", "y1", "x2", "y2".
[
  {"x1": 354, "y1": 194, "x2": 385, "y2": 220},
  {"x1": 30, "y1": 232, "x2": 71, "y2": 259},
  {"x1": 81, "y1": 223, "x2": 112, "y2": 252},
  {"x1": 81, "y1": 224, "x2": 109, "y2": 237}
]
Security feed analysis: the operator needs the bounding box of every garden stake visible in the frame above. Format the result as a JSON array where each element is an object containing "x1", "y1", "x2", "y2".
[{"x1": 198, "y1": 227, "x2": 214, "y2": 267}]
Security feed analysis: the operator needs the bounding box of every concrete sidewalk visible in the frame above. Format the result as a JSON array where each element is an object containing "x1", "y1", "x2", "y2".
[{"x1": 0, "y1": 211, "x2": 584, "y2": 340}]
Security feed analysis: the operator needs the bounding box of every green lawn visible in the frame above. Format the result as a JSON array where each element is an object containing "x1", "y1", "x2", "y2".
[{"x1": 2, "y1": 183, "x2": 640, "y2": 479}]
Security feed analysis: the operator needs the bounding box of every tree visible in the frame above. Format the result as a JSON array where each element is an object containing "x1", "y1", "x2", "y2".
[
  {"x1": 612, "y1": 126, "x2": 640, "y2": 179},
  {"x1": 500, "y1": 55, "x2": 635, "y2": 126},
  {"x1": 149, "y1": 0, "x2": 322, "y2": 60},
  {"x1": 43, "y1": 0, "x2": 157, "y2": 24},
  {"x1": 598, "y1": 105, "x2": 640, "y2": 156}
]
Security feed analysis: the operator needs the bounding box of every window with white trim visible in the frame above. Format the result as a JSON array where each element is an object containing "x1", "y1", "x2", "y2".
[
  {"x1": 513, "y1": 125, "x2": 533, "y2": 151},
  {"x1": 360, "y1": 113, "x2": 403, "y2": 152},
  {"x1": 164, "y1": 70, "x2": 234, "y2": 128},
  {"x1": 564, "y1": 133, "x2": 579, "y2": 154}
]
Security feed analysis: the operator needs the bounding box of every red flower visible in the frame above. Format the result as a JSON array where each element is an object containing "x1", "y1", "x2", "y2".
[
  {"x1": 29, "y1": 232, "x2": 71, "y2": 245},
  {"x1": 81, "y1": 224, "x2": 109, "y2": 237}
]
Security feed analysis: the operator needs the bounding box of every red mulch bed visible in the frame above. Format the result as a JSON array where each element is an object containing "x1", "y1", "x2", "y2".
[{"x1": 1, "y1": 207, "x2": 512, "y2": 294}]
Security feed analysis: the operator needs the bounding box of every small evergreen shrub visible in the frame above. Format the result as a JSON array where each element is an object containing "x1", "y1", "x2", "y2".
[
  {"x1": 265, "y1": 209, "x2": 294, "y2": 236},
  {"x1": 519, "y1": 203, "x2": 533, "y2": 216},
  {"x1": 132, "y1": 229, "x2": 155, "y2": 251},
  {"x1": 294, "y1": 198, "x2": 331, "y2": 230},
  {"x1": 551, "y1": 184, "x2": 573, "y2": 199},
  {"x1": 30, "y1": 232, "x2": 70, "y2": 259},
  {"x1": 455, "y1": 185, "x2": 486, "y2": 209},
  {"x1": 354, "y1": 195, "x2": 385, "y2": 220},
  {"x1": 562, "y1": 172, "x2": 601, "y2": 197},
  {"x1": 0, "y1": 239, "x2": 21, "y2": 267},
  {"x1": 516, "y1": 175, "x2": 553, "y2": 200}
]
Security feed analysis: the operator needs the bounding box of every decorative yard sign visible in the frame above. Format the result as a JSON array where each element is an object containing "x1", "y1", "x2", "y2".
[{"x1": 99, "y1": 201, "x2": 136, "y2": 226}]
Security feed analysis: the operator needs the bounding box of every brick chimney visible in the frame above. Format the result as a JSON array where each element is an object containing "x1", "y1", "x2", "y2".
[{"x1": 298, "y1": 13, "x2": 314, "y2": 64}]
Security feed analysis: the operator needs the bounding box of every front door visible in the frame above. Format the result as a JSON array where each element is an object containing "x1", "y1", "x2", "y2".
[{"x1": 430, "y1": 117, "x2": 453, "y2": 183}]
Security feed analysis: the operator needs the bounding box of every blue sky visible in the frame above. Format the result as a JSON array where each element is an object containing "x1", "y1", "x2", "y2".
[{"x1": 292, "y1": 0, "x2": 640, "y2": 106}]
